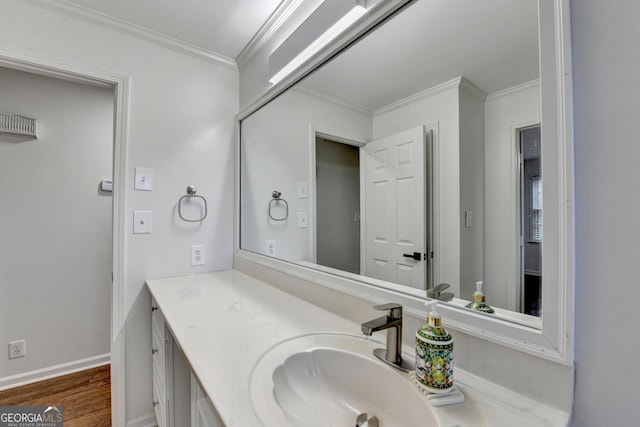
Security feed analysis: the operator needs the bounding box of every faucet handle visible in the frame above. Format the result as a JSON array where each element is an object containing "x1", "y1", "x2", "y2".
[{"x1": 373, "y1": 303, "x2": 403, "y2": 319}]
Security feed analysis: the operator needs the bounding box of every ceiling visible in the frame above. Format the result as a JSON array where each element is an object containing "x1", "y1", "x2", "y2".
[
  {"x1": 302, "y1": 0, "x2": 539, "y2": 112},
  {"x1": 63, "y1": 0, "x2": 284, "y2": 59},
  {"x1": 58, "y1": 0, "x2": 538, "y2": 112}
]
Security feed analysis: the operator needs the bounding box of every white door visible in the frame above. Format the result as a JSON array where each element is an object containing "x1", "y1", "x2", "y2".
[{"x1": 364, "y1": 126, "x2": 429, "y2": 289}]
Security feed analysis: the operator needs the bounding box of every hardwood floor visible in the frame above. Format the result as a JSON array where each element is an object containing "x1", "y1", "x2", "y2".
[{"x1": 0, "y1": 364, "x2": 111, "y2": 427}]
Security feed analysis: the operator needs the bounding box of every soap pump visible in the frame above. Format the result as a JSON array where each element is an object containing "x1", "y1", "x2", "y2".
[
  {"x1": 465, "y1": 280, "x2": 495, "y2": 314},
  {"x1": 415, "y1": 300, "x2": 454, "y2": 394}
]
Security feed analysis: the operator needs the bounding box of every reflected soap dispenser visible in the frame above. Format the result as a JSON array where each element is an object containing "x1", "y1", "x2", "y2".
[
  {"x1": 465, "y1": 280, "x2": 495, "y2": 314},
  {"x1": 415, "y1": 301, "x2": 454, "y2": 394}
]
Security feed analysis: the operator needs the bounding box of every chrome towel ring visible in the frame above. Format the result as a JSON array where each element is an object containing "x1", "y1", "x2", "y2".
[
  {"x1": 178, "y1": 185, "x2": 208, "y2": 222},
  {"x1": 268, "y1": 190, "x2": 288, "y2": 221}
]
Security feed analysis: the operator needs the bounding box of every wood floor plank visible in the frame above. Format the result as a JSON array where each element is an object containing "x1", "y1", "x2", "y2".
[{"x1": 0, "y1": 365, "x2": 111, "y2": 426}]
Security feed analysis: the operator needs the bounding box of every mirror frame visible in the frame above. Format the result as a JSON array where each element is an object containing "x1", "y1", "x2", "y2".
[{"x1": 235, "y1": 0, "x2": 573, "y2": 365}]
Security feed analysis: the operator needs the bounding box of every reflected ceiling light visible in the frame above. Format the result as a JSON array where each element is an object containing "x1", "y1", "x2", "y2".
[{"x1": 268, "y1": 0, "x2": 370, "y2": 85}]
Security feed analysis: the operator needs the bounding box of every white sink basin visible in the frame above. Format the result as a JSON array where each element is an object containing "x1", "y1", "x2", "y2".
[{"x1": 250, "y1": 333, "x2": 438, "y2": 427}]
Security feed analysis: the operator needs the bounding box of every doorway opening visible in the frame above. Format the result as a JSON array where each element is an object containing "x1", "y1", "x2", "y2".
[
  {"x1": 315, "y1": 136, "x2": 361, "y2": 274},
  {"x1": 0, "y1": 66, "x2": 114, "y2": 382},
  {"x1": 311, "y1": 126, "x2": 434, "y2": 295},
  {"x1": 518, "y1": 124, "x2": 542, "y2": 316},
  {"x1": 0, "y1": 49, "x2": 128, "y2": 425}
]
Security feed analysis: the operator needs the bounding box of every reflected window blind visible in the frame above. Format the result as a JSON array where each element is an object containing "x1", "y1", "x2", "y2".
[{"x1": 531, "y1": 176, "x2": 542, "y2": 242}]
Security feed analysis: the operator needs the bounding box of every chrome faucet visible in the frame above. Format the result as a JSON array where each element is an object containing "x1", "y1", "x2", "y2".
[
  {"x1": 361, "y1": 303, "x2": 411, "y2": 371},
  {"x1": 427, "y1": 282, "x2": 454, "y2": 302}
]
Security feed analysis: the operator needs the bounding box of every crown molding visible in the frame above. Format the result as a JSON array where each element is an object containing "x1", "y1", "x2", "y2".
[
  {"x1": 485, "y1": 79, "x2": 540, "y2": 102},
  {"x1": 21, "y1": 0, "x2": 238, "y2": 71},
  {"x1": 294, "y1": 84, "x2": 373, "y2": 116},
  {"x1": 236, "y1": 0, "x2": 305, "y2": 69},
  {"x1": 373, "y1": 76, "x2": 464, "y2": 116}
]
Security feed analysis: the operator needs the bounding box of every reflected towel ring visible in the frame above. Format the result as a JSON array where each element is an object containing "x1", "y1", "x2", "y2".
[
  {"x1": 178, "y1": 185, "x2": 208, "y2": 222},
  {"x1": 268, "y1": 191, "x2": 288, "y2": 221}
]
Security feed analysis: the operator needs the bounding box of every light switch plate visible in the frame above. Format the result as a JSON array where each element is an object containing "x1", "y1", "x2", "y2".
[
  {"x1": 134, "y1": 167, "x2": 153, "y2": 191},
  {"x1": 133, "y1": 211, "x2": 152, "y2": 234},
  {"x1": 465, "y1": 210, "x2": 473, "y2": 228},
  {"x1": 297, "y1": 182, "x2": 308, "y2": 198},
  {"x1": 298, "y1": 212, "x2": 309, "y2": 228}
]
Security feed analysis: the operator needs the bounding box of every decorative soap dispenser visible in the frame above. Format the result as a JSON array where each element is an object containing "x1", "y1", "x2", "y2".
[
  {"x1": 465, "y1": 280, "x2": 495, "y2": 314},
  {"x1": 415, "y1": 301, "x2": 454, "y2": 394}
]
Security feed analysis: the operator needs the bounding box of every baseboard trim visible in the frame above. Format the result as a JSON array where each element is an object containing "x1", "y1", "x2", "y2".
[
  {"x1": 126, "y1": 413, "x2": 157, "y2": 427},
  {"x1": 0, "y1": 353, "x2": 110, "y2": 391}
]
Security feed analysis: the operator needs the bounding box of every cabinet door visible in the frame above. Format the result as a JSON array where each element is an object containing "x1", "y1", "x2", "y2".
[
  {"x1": 191, "y1": 374, "x2": 224, "y2": 427},
  {"x1": 151, "y1": 299, "x2": 174, "y2": 427},
  {"x1": 152, "y1": 379, "x2": 166, "y2": 427}
]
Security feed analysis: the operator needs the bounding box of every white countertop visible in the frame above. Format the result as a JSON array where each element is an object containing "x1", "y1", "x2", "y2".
[{"x1": 146, "y1": 270, "x2": 570, "y2": 427}]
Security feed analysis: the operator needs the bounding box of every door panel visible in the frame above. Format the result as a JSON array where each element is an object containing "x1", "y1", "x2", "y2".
[{"x1": 364, "y1": 126, "x2": 428, "y2": 289}]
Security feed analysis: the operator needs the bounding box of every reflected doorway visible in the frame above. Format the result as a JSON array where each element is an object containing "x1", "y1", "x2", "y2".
[
  {"x1": 518, "y1": 125, "x2": 542, "y2": 316},
  {"x1": 315, "y1": 137, "x2": 361, "y2": 274}
]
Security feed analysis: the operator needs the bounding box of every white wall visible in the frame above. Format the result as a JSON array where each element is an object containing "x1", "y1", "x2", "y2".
[
  {"x1": 458, "y1": 81, "x2": 486, "y2": 299},
  {"x1": 0, "y1": 67, "x2": 112, "y2": 381},
  {"x1": 240, "y1": 87, "x2": 371, "y2": 261},
  {"x1": 484, "y1": 82, "x2": 540, "y2": 311},
  {"x1": 571, "y1": 1, "x2": 640, "y2": 425},
  {"x1": 1, "y1": 1, "x2": 238, "y2": 424}
]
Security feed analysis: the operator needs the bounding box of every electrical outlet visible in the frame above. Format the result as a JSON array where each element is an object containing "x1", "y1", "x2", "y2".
[
  {"x1": 266, "y1": 240, "x2": 276, "y2": 256},
  {"x1": 8, "y1": 339, "x2": 25, "y2": 359}
]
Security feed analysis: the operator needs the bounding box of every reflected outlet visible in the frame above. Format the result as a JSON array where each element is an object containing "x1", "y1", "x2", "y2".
[
  {"x1": 266, "y1": 240, "x2": 276, "y2": 256},
  {"x1": 191, "y1": 244, "x2": 205, "y2": 266}
]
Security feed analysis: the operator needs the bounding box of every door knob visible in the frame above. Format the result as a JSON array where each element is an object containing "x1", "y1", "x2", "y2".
[{"x1": 402, "y1": 252, "x2": 422, "y2": 261}]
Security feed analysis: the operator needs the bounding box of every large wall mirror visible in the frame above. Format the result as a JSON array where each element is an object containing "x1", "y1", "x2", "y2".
[{"x1": 239, "y1": 0, "x2": 572, "y2": 356}]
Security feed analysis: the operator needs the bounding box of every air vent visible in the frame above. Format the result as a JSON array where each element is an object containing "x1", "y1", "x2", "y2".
[{"x1": 0, "y1": 114, "x2": 37, "y2": 138}]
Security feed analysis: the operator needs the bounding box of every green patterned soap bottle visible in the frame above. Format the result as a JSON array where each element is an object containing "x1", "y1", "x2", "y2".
[
  {"x1": 415, "y1": 301, "x2": 454, "y2": 394},
  {"x1": 465, "y1": 280, "x2": 495, "y2": 314}
]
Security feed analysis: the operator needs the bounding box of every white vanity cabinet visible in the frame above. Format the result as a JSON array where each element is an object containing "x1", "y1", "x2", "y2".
[
  {"x1": 151, "y1": 299, "x2": 174, "y2": 427},
  {"x1": 152, "y1": 299, "x2": 225, "y2": 427},
  {"x1": 147, "y1": 272, "x2": 571, "y2": 426}
]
